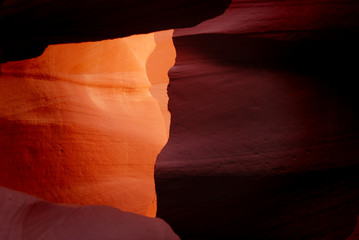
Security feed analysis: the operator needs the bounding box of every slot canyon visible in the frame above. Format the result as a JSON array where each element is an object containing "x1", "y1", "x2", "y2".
[{"x1": 1, "y1": 0, "x2": 359, "y2": 239}]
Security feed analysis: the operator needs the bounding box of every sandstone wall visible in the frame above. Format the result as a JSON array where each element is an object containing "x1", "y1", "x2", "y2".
[
  {"x1": 0, "y1": 32, "x2": 173, "y2": 217},
  {"x1": 156, "y1": 0, "x2": 359, "y2": 239}
]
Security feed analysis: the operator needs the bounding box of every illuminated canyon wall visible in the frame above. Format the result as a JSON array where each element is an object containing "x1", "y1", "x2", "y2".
[
  {"x1": 0, "y1": 0, "x2": 232, "y2": 238},
  {"x1": 0, "y1": 31, "x2": 175, "y2": 217},
  {"x1": 1, "y1": 0, "x2": 359, "y2": 239},
  {"x1": 155, "y1": 0, "x2": 359, "y2": 239},
  {"x1": 0, "y1": 28, "x2": 182, "y2": 239}
]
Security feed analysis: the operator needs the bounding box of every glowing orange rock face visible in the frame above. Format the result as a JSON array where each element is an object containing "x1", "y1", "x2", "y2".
[
  {"x1": 0, "y1": 30, "x2": 174, "y2": 217},
  {"x1": 147, "y1": 30, "x2": 175, "y2": 134}
]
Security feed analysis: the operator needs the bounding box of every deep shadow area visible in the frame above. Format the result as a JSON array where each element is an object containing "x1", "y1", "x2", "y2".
[
  {"x1": 0, "y1": 0, "x2": 231, "y2": 62},
  {"x1": 156, "y1": 166, "x2": 359, "y2": 239},
  {"x1": 171, "y1": 31, "x2": 359, "y2": 106},
  {"x1": 156, "y1": 31, "x2": 359, "y2": 239}
]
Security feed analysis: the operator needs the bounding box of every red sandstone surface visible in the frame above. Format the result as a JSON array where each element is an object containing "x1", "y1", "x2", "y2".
[
  {"x1": 0, "y1": 32, "x2": 175, "y2": 217},
  {"x1": 1, "y1": 0, "x2": 359, "y2": 239}
]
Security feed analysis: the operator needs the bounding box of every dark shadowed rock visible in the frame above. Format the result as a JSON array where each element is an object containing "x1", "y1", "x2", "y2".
[
  {"x1": 0, "y1": 0, "x2": 230, "y2": 62},
  {"x1": 156, "y1": 0, "x2": 359, "y2": 239}
]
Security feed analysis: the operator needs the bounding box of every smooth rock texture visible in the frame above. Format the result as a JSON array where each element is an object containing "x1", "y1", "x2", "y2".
[
  {"x1": 0, "y1": 186, "x2": 180, "y2": 240},
  {"x1": 2, "y1": 0, "x2": 359, "y2": 239},
  {"x1": 156, "y1": 0, "x2": 359, "y2": 239},
  {"x1": 147, "y1": 30, "x2": 175, "y2": 134},
  {"x1": 0, "y1": 0, "x2": 231, "y2": 238},
  {"x1": 0, "y1": 31, "x2": 174, "y2": 217}
]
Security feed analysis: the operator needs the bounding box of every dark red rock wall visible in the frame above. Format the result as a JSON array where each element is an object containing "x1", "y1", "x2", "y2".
[{"x1": 155, "y1": 0, "x2": 359, "y2": 239}]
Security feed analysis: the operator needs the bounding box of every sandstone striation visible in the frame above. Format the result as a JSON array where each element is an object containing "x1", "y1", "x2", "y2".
[
  {"x1": 0, "y1": 32, "x2": 173, "y2": 217},
  {"x1": 156, "y1": 0, "x2": 359, "y2": 239},
  {"x1": 0, "y1": 0, "x2": 231, "y2": 238},
  {"x1": 1, "y1": 0, "x2": 359, "y2": 239}
]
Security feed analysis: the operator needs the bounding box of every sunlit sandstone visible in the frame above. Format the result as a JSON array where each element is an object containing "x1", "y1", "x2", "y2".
[{"x1": 0, "y1": 30, "x2": 174, "y2": 217}]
